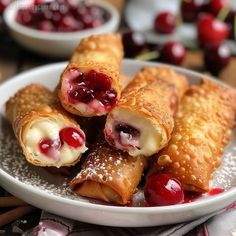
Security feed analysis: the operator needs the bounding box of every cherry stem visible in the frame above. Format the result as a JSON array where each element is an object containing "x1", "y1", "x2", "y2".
[
  {"x1": 135, "y1": 51, "x2": 159, "y2": 61},
  {"x1": 234, "y1": 14, "x2": 236, "y2": 41},
  {"x1": 217, "y1": 6, "x2": 230, "y2": 21}
]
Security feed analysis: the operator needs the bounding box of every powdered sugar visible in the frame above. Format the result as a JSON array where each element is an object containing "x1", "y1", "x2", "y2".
[{"x1": 1, "y1": 115, "x2": 236, "y2": 206}]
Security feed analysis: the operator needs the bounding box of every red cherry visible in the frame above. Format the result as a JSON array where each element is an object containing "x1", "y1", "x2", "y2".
[
  {"x1": 208, "y1": 0, "x2": 229, "y2": 16},
  {"x1": 154, "y1": 11, "x2": 176, "y2": 34},
  {"x1": 16, "y1": 9, "x2": 33, "y2": 25},
  {"x1": 122, "y1": 31, "x2": 147, "y2": 57},
  {"x1": 159, "y1": 41, "x2": 186, "y2": 65},
  {"x1": 0, "y1": 0, "x2": 12, "y2": 13},
  {"x1": 59, "y1": 127, "x2": 85, "y2": 148},
  {"x1": 181, "y1": 0, "x2": 203, "y2": 22},
  {"x1": 144, "y1": 174, "x2": 184, "y2": 206},
  {"x1": 38, "y1": 20, "x2": 55, "y2": 31},
  {"x1": 204, "y1": 43, "x2": 231, "y2": 75},
  {"x1": 197, "y1": 14, "x2": 229, "y2": 47},
  {"x1": 68, "y1": 69, "x2": 117, "y2": 106},
  {"x1": 15, "y1": 0, "x2": 107, "y2": 32},
  {"x1": 38, "y1": 139, "x2": 61, "y2": 158}
]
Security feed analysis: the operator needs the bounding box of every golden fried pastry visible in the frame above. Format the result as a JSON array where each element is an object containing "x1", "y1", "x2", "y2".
[
  {"x1": 6, "y1": 84, "x2": 87, "y2": 167},
  {"x1": 104, "y1": 67, "x2": 188, "y2": 157},
  {"x1": 70, "y1": 138, "x2": 147, "y2": 205},
  {"x1": 147, "y1": 79, "x2": 236, "y2": 192},
  {"x1": 58, "y1": 33, "x2": 123, "y2": 117}
]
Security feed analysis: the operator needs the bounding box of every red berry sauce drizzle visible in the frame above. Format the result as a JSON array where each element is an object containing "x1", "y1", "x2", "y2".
[
  {"x1": 66, "y1": 68, "x2": 117, "y2": 110},
  {"x1": 15, "y1": 0, "x2": 109, "y2": 32},
  {"x1": 38, "y1": 127, "x2": 85, "y2": 160}
]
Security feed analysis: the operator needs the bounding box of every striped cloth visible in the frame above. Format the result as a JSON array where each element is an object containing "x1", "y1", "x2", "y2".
[{"x1": 25, "y1": 201, "x2": 236, "y2": 236}]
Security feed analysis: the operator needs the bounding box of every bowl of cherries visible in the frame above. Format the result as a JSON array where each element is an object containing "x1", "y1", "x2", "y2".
[
  {"x1": 124, "y1": 0, "x2": 234, "y2": 76},
  {"x1": 3, "y1": 0, "x2": 120, "y2": 57}
]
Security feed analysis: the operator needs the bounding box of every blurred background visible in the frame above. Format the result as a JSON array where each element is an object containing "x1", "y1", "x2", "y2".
[{"x1": 1, "y1": 0, "x2": 236, "y2": 85}]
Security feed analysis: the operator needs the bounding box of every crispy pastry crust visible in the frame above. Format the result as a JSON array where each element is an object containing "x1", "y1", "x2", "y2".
[
  {"x1": 147, "y1": 79, "x2": 236, "y2": 192},
  {"x1": 58, "y1": 33, "x2": 123, "y2": 117},
  {"x1": 5, "y1": 84, "x2": 84, "y2": 167},
  {"x1": 105, "y1": 67, "x2": 189, "y2": 156},
  {"x1": 70, "y1": 138, "x2": 147, "y2": 205}
]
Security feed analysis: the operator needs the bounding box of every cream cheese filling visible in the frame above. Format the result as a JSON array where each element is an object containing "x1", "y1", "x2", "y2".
[
  {"x1": 105, "y1": 108, "x2": 166, "y2": 157},
  {"x1": 23, "y1": 117, "x2": 87, "y2": 167}
]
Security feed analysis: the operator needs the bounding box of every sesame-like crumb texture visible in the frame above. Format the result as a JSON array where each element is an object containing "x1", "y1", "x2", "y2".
[
  {"x1": 5, "y1": 84, "x2": 82, "y2": 166},
  {"x1": 148, "y1": 79, "x2": 236, "y2": 192},
  {"x1": 105, "y1": 67, "x2": 189, "y2": 153},
  {"x1": 59, "y1": 33, "x2": 124, "y2": 117},
  {"x1": 70, "y1": 138, "x2": 147, "y2": 205}
]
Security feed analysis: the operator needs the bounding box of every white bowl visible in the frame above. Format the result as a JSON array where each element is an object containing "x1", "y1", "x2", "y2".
[{"x1": 3, "y1": 0, "x2": 120, "y2": 58}]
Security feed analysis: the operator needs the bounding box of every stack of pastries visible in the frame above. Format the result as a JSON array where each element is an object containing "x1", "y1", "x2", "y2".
[{"x1": 5, "y1": 33, "x2": 236, "y2": 206}]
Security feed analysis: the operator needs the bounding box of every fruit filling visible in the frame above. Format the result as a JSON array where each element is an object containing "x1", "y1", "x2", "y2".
[
  {"x1": 65, "y1": 69, "x2": 117, "y2": 110},
  {"x1": 38, "y1": 127, "x2": 85, "y2": 160},
  {"x1": 114, "y1": 123, "x2": 140, "y2": 148}
]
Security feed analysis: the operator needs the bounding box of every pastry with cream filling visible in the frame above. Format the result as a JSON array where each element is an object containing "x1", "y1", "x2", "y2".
[
  {"x1": 147, "y1": 79, "x2": 236, "y2": 192},
  {"x1": 6, "y1": 84, "x2": 87, "y2": 167},
  {"x1": 58, "y1": 33, "x2": 123, "y2": 117},
  {"x1": 70, "y1": 137, "x2": 147, "y2": 205},
  {"x1": 104, "y1": 67, "x2": 188, "y2": 157}
]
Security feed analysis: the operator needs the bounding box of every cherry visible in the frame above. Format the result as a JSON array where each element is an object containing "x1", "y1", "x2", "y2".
[
  {"x1": 59, "y1": 127, "x2": 85, "y2": 148},
  {"x1": 16, "y1": 9, "x2": 33, "y2": 26},
  {"x1": 144, "y1": 174, "x2": 184, "y2": 206},
  {"x1": 115, "y1": 124, "x2": 140, "y2": 137},
  {"x1": 59, "y1": 15, "x2": 78, "y2": 31},
  {"x1": 0, "y1": 0, "x2": 12, "y2": 13},
  {"x1": 38, "y1": 139, "x2": 60, "y2": 158},
  {"x1": 15, "y1": 0, "x2": 107, "y2": 32},
  {"x1": 38, "y1": 20, "x2": 55, "y2": 31},
  {"x1": 159, "y1": 41, "x2": 186, "y2": 65},
  {"x1": 180, "y1": 0, "x2": 203, "y2": 22},
  {"x1": 68, "y1": 69, "x2": 117, "y2": 107},
  {"x1": 96, "y1": 89, "x2": 117, "y2": 106},
  {"x1": 122, "y1": 31, "x2": 147, "y2": 57},
  {"x1": 204, "y1": 43, "x2": 231, "y2": 75},
  {"x1": 154, "y1": 11, "x2": 176, "y2": 34},
  {"x1": 197, "y1": 14, "x2": 229, "y2": 47},
  {"x1": 208, "y1": 0, "x2": 229, "y2": 16}
]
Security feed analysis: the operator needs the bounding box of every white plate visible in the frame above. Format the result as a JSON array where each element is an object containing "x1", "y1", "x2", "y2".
[{"x1": 0, "y1": 59, "x2": 236, "y2": 227}]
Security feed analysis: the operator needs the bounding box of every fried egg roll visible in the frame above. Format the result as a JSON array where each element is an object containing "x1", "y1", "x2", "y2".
[
  {"x1": 58, "y1": 33, "x2": 123, "y2": 117},
  {"x1": 147, "y1": 79, "x2": 236, "y2": 192},
  {"x1": 104, "y1": 67, "x2": 189, "y2": 157},
  {"x1": 70, "y1": 138, "x2": 147, "y2": 205},
  {"x1": 6, "y1": 84, "x2": 87, "y2": 167}
]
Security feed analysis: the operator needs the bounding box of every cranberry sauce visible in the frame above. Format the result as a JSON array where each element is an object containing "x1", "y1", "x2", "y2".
[
  {"x1": 115, "y1": 123, "x2": 140, "y2": 148},
  {"x1": 16, "y1": 0, "x2": 109, "y2": 32},
  {"x1": 38, "y1": 127, "x2": 85, "y2": 159},
  {"x1": 67, "y1": 69, "x2": 117, "y2": 108}
]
